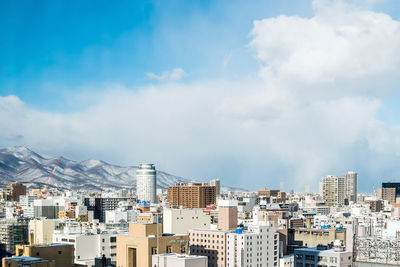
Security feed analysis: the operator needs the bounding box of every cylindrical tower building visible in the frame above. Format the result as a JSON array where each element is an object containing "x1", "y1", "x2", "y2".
[{"x1": 136, "y1": 163, "x2": 157, "y2": 204}]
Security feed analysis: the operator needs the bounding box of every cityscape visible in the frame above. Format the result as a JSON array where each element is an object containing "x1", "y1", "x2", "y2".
[{"x1": 2, "y1": 0, "x2": 400, "y2": 267}]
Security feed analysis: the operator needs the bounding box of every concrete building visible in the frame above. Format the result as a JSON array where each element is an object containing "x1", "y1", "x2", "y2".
[
  {"x1": 6, "y1": 183, "x2": 26, "y2": 202},
  {"x1": 15, "y1": 243, "x2": 74, "y2": 267},
  {"x1": 116, "y1": 223, "x2": 189, "y2": 267},
  {"x1": 152, "y1": 253, "x2": 208, "y2": 267},
  {"x1": 33, "y1": 199, "x2": 60, "y2": 219},
  {"x1": 136, "y1": 163, "x2": 157, "y2": 204},
  {"x1": 168, "y1": 183, "x2": 216, "y2": 208},
  {"x1": 210, "y1": 179, "x2": 221, "y2": 196},
  {"x1": 163, "y1": 208, "x2": 210, "y2": 234},
  {"x1": 0, "y1": 219, "x2": 29, "y2": 253},
  {"x1": 381, "y1": 182, "x2": 400, "y2": 204},
  {"x1": 226, "y1": 223, "x2": 279, "y2": 267},
  {"x1": 218, "y1": 200, "x2": 238, "y2": 231},
  {"x1": 189, "y1": 228, "x2": 228, "y2": 267},
  {"x1": 2, "y1": 256, "x2": 55, "y2": 267},
  {"x1": 29, "y1": 218, "x2": 59, "y2": 245},
  {"x1": 320, "y1": 176, "x2": 345, "y2": 206},
  {"x1": 280, "y1": 254, "x2": 294, "y2": 267},
  {"x1": 19, "y1": 195, "x2": 38, "y2": 218},
  {"x1": 294, "y1": 243, "x2": 352, "y2": 267},
  {"x1": 84, "y1": 197, "x2": 136, "y2": 222},
  {"x1": 344, "y1": 171, "x2": 358, "y2": 203},
  {"x1": 52, "y1": 231, "x2": 117, "y2": 266}
]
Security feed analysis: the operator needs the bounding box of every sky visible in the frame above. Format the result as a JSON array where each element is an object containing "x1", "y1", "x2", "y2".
[{"x1": 1, "y1": 0, "x2": 400, "y2": 192}]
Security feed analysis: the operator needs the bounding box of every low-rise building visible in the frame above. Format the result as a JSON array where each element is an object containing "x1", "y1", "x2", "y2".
[
  {"x1": 294, "y1": 243, "x2": 352, "y2": 267},
  {"x1": 15, "y1": 243, "x2": 74, "y2": 267},
  {"x1": 2, "y1": 256, "x2": 55, "y2": 267},
  {"x1": 163, "y1": 208, "x2": 210, "y2": 234},
  {"x1": 152, "y1": 253, "x2": 208, "y2": 267}
]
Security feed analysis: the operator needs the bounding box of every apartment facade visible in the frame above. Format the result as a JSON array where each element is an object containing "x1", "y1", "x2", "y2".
[{"x1": 168, "y1": 183, "x2": 216, "y2": 208}]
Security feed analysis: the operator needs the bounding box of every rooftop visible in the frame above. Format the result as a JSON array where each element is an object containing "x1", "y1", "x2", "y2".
[{"x1": 3, "y1": 256, "x2": 54, "y2": 263}]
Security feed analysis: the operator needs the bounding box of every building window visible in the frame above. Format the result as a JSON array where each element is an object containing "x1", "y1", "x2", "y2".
[
  {"x1": 166, "y1": 246, "x2": 172, "y2": 253},
  {"x1": 152, "y1": 247, "x2": 158, "y2": 255}
]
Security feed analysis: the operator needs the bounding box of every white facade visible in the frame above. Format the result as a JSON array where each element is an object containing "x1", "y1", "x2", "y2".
[
  {"x1": 294, "y1": 246, "x2": 352, "y2": 267},
  {"x1": 226, "y1": 223, "x2": 279, "y2": 267},
  {"x1": 29, "y1": 218, "x2": 59, "y2": 244},
  {"x1": 280, "y1": 255, "x2": 294, "y2": 267},
  {"x1": 53, "y1": 232, "x2": 117, "y2": 266},
  {"x1": 163, "y1": 208, "x2": 210, "y2": 234},
  {"x1": 136, "y1": 163, "x2": 157, "y2": 203},
  {"x1": 210, "y1": 179, "x2": 221, "y2": 196},
  {"x1": 152, "y1": 254, "x2": 208, "y2": 267}
]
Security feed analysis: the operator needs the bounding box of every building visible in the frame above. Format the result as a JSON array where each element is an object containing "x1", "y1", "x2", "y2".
[
  {"x1": 288, "y1": 228, "x2": 347, "y2": 254},
  {"x1": 29, "y1": 219, "x2": 59, "y2": 245},
  {"x1": 280, "y1": 255, "x2": 294, "y2": 267},
  {"x1": 152, "y1": 254, "x2": 208, "y2": 267},
  {"x1": 136, "y1": 163, "x2": 157, "y2": 204},
  {"x1": 189, "y1": 228, "x2": 228, "y2": 267},
  {"x1": 344, "y1": 171, "x2": 358, "y2": 203},
  {"x1": 15, "y1": 243, "x2": 74, "y2": 267},
  {"x1": 6, "y1": 183, "x2": 26, "y2": 202},
  {"x1": 319, "y1": 176, "x2": 345, "y2": 206},
  {"x1": 84, "y1": 197, "x2": 135, "y2": 222},
  {"x1": 168, "y1": 183, "x2": 216, "y2": 208},
  {"x1": 52, "y1": 231, "x2": 117, "y2": 266},
  {"x1": 294, "y1": 243, "x2": 352, "y2": 267},
  {"x1": 218, "y1": 200, "x2": 238, "y2": 231},
  {"x1": 226, "y1": 223, "x2": 279, "y2": 267},
  {"x1": 116, "y1": 223, "x2": 189, "y2": 267},
  {"x1": 2, "y1": 256, "x2": 55, "y2": 267},
  {"x1": 33, "y1": 199, "x2": 60, "y2": 219},
  {"x1": 0, "y1": 219, "x2": 29, "y2": 253},
  {"x1": 381, "y1": 182, "x2": 400, "y2": 204},
  {"x1": 210, "y1": 179, "x2": 221, "y2": 196},
  {"x1": 163, "y1": 208, "x2": 210, "y2": 234}
]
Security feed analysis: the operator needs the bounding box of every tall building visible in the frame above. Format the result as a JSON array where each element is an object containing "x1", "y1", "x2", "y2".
[
  {"x1": 218, "y1": 200, "x2": 238, "y2": 231},
  {"x1": 0, "y1": 219, "x2": 29, "y2": 253},
  {"x1": 344, "y1": 171, "x2": 358, "y2": 203},
  {"x1": 210, "y1": 179, "x2": 221, "y2": 196},
  {"x1": 319, "y1": 175, "x2": 345, "y2": 206},
  {"x1": 136, "y1": 164, "x2": 157, "y2": 204},
  {"x1": 226, "y1": 223, "x2": 279, "y2": 267},
  {"x1": 168, "y1": 183, "x2": 216, "y2": 208},
  {"x1": 382, "y1": 182, "x2": 400, "y2": 204},
  {"x1": 6, "y1": 183, "x2": 26, "y2": 202}
]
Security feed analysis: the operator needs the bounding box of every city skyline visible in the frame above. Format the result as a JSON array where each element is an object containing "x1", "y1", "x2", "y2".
[{"x1": 2, "y1": 0, "x2": 400, "y2": 191}]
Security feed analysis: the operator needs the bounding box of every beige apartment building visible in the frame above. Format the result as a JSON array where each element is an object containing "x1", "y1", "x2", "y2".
[
  {"x1": 168, "y1": 183, "x2": 216, "y2": 208},
  {"x1": 189, "y1": 229, "x2": 229, "y2": 267},
  {"x1": 319, "y1": 175, "x2": 345, "y2": 206},
  {"x1": 218, "y1": 200, "x2": 238, "y2": 231},
  {"x1": 116, "y1": 223, "x2": 189, "y2": 267}
]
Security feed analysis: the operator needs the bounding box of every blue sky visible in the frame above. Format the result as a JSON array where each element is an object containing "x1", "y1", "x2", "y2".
[{"x1": 2, "y1": 0, "x2": 400, "y2": 192}]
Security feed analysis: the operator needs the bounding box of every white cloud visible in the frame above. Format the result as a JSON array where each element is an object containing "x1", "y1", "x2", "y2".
[
  {"x1": 146, "y1": 67, "x2": 185, "y2": 81},
  {"x1": 2, "y1": 1, "x2": 400, "y2": 191}
]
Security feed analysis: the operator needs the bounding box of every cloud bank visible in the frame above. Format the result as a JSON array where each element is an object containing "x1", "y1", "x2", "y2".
[{"x1": 2, "y1": 1, "x2": 400, "y2": 191}]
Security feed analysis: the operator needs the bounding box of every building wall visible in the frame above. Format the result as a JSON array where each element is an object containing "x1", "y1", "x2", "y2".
[
  {"x1": 168, "y1": 183, "x2": 216, "y2": 208},
  {"x1": 218, "y1": 206, "x2": 238, "y2": 231},
  {"x1": 29, "y1": 219, "x2": 57, "y2": 245},
  {"x1": 152, "y1": 254, "x2": 208, "y2": 267},
  {"x1": 136, "y1": 164, "x2": 157, "y2": 203},
  {"x1": 2, "y1": 257, "x2": 55, "y2": 267},
  {"x1": 189, "y1": 229, "x2": 227, "y2": 267},
  {"x1": 163, "y1": 208, "x2": 210, "y2": 234},
  {"x1": 15, "y1": 244, "x2": 74, "y2": 267},
  {"x1": 292, "y1": 228, "x2": 347, "y2": 248}
]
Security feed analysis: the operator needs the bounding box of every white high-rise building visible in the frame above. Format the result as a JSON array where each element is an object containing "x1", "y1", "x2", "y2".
[
  {"x1": 136, "y1": 164, "x2": 157, "y2": 204},
  {"x1": 226, "y1": 222, "x2": 279, "y2": 267},
  {"x1": 344, "y1": 171, "x2": 358, "y2": 203},
  {"x1": 210, "y1": 178, "x2": 221, "y2": 196}
]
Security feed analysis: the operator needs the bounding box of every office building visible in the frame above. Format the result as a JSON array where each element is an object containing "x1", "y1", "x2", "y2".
[
  {"x1": 210, "y1": 179, "x2": 221, "y2": 196},
  {"x1": 163, "y1": 208, "x2": 210, "y2": 235},
  {"x1": 84, "y1": 197, "x2": 135, "y2": 223},
  {"x1": 33, "y1": 199, "x2": 60, "y2": 219},
  {"x1": 218, "y1": 200, "x2": 238, "y2": 231},
  {"x1": 152, "y1": 254, "x2": 208, "y2": 267},
  {"x1": 116, "y1": 223, "x2": 189, "y2": 267},
  {"x1": 319, "y1": 176, "x2": 345, "y2": 206},
  {"x1": 168, "y1": 183, "x2": 216, "y2": 208},
  {"x1": 227, "y1": 223, "x2": 279, "y2": 267},
  {"x1": 344, "y1": 171, "x2": 358, "y2": 203},
  {"x1": 136, "y1": 163, "x2": 157, "y2": 204}
]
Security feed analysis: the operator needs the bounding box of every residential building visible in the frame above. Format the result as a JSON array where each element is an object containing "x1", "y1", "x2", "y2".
[
  {"x1": 381, "y1": 182, "x2": 400, "y2": 204},
  {"x1": 136, "y1": 163, "x2": 157, "y2": 204},
  {"x1": 168, "y1": 183, "x2": 216, "y2": 208},
  {"x1": 29, "y1": 218, "x2": 59, "y2": 245},
  {"x1": 210, "y1": 179, "x2": 221, "y2": 196},
  {"x1": 2, "y1": 256, "x2": 55, "y2": 267},
  {"x1": 84, "y1": 197, "x2": 135, "y2": 222},
  {"x1": 0, "y1": 219, "x2": 29, "y2": 253},
  {"x1": 116, "y1": 223, "x2": 189, "y2": 267},
  {"x1": 319, "y1": 176, "x2": 345, "y2": 206},
  {"x1": 344, "y1": 171, "x2": 358, "y2": 203},
  {"x1": 152, "y1": 253, "x2": 208, "y2": 267},
  {"x1": 163, "y1": 208, "x2": 210, "y2": 234},
  {"x1": 6, "y1": 183, "x2": 26, "y2": 202}
]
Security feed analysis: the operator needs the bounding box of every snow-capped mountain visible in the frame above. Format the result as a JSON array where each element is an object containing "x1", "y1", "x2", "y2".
[{"x1": 0, "y1": 146, "x2": 189, "y2": 191}]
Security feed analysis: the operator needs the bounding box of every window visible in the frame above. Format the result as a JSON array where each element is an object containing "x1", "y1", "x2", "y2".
[
  {"x1": 152, "y1": 247, "x2": 158, "y2": 255},
  {"x1": 58, "y1": 251, "x2": 62, "y2": 255},
  {"x1": 166, "y1": 246, "x2": 172, "y2": 253}
]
